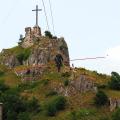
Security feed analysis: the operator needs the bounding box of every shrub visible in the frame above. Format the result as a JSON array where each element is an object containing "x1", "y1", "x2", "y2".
[
  {"x1": 46, "y1": 96, "x2": 66, "y2": 116},
  {"x1": 61, "y1": 72, "x2": 71, "y2": 77},
  {"x1": 16, "y1": 48, "x2": 31, "y2": 64},
  {"x1": 94, "y1": 91, "x2": 108, "y2": 106},
  {"x1": 26, "y1": 97, "x2": 40, "y2": 112},
  {"x1": 0, "y1": 87, "x2": 40, "y2": 120},
  {"x1": 46, "y1": 90, "x2": 58, "y2": 97},
  {"x1": 45, "y1": 31, "x2": 53, "y2": 39},
  {"x1": 64, "y1": 80, "x2": 69, "y2": 86},
  {"x1": 112, "y1": 108, "x2": 120, "y2": 120},
  {"x1": 41, "y1": 79, "x2": 49, "y2": 86},
  {"x1": 109, "y1": 72, "x2": 120, "y2": 90},
  {"x1": 0, "y1": 80, "x2": 9, "y2": 92},
  {"x1": 0, "y1": 70, "x2": 4, "y2": 76},
  {"x1": 17, "y1": 112, "x2": 30, "y2": 120}
]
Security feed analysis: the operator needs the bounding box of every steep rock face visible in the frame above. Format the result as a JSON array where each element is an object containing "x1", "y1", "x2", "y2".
[
  {"x1": 24, "y1": 37, "x2": 70, "y2": 66},
  {"x1": 0, "y1": 50, "x2": 20, "y2": 68},
  {"x1": 0, "y1": 36, "x2": 69, "y2": 68},
  {"x1": 55, "y1": 75, "x2": 95, "y2": 96}
]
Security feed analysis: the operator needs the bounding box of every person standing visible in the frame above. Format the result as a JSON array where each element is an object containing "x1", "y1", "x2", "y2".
[{"x1": 54, "y1": 53, "x2": 63, "y2": 72}]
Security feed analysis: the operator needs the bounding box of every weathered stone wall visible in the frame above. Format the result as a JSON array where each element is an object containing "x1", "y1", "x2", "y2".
[{"x1": 22, "y1": 26, "x2": 41, "y2": 48}]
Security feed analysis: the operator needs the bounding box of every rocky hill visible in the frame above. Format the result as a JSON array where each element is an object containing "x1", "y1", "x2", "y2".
[{"x1": 0, "y1": 26, "x2": 120, "y2": 120}]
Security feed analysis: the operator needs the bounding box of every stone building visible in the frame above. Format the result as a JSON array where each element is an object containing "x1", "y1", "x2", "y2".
[{"x1": 22, "y1": 26, "x2": 41, "y2": 48}]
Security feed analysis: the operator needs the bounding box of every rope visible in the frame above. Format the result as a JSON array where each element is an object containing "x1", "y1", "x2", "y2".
[
  {"x1": 70, "y1": 56, "x2": 106, "y2": 61},
  {"x1": 48, "y1": 0, "x2": 55, "y2": 35},
  {"x1": 41, "y1": 0, "x2": 50, "y2": 31}
]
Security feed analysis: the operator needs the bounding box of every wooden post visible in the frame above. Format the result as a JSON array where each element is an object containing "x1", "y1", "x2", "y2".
[{"x1": 0, "y1": 103, "x2": 3, "y2": 120}]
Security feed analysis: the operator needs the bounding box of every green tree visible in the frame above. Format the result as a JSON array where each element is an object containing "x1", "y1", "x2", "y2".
[
  {"x1": 94, "y1": 91, "x2": 108, "y2": 106},
  {"x1": 45, "y1": 31, "x2": 53, "y2": 38},
  {"x1": 109, "y1": 72, "x2": 120, "y2": 90}
]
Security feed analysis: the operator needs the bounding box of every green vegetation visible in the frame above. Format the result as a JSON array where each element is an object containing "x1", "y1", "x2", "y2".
[
  {"x1": 45, "y1": 90, "x2": 58, "y2": 97},
  {"x1": 0, "y1": 80, "x2": 40, "y2": 120},
  {"x1": 63, "y1": 79, "x2": 69, "y2": 86},
  {"x1": 94, "y1": 91, "x2": 108, "y2": 106},
  {"x1": 45, "y1": 96, "x2": 66, "y2": 116},
  {"x1": 112, "y1": 108, "x2": 120, "y2": 120},
  {"x1": 108, "y1": 72, "x2": 120, "y2": 90},
  {"x1": 16, "y1": 48, "x2": 31, "y2": 64},
  {"x1": 44, "y1": 31, "x2": 53, "y2": 39}
]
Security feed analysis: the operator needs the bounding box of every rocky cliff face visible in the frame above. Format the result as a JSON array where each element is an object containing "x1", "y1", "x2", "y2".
[
  {"x1": 0, "y1": 31, "x2": 70, "y2": 68},
  {"x1": 54, "y1": 75, "x2": 96, "y2": 96}
]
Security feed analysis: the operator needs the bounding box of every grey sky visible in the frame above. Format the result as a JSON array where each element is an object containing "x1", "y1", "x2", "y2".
[{"x1": 0, "y1": 0, "x2": 120, "y2": 74}]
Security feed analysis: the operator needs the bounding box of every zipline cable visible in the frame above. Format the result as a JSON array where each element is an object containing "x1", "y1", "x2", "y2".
[
  {"x1": 48, "y1": 0, "x2": 55, "y2": 35},
  {"x1": 70, "y1": 56, "x2": 107, "y2": 61},
  {"x1": 41, "y1": 0, "x2": 50, "y2": 30}
]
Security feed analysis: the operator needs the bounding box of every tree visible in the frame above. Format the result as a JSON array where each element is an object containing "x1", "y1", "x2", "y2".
[
  {"x1": 109, "y1": 72, "x2": 120, "y2": 90},
  {"x1": 94, "y1": 91, "x2": 108, "y2": 106},
  {"x1": 45, "y1": 31, "x2": 53, "y2": 38}
]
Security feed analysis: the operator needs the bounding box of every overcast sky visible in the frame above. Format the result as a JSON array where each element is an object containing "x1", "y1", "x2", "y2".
[{"x1": 0, "y1": 0, "x2": 120, "y2": 74}]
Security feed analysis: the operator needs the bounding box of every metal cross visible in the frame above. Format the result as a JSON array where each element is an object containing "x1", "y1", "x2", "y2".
[{"x1": 32, "y1": 5, "x2": 42, "y2": 26}]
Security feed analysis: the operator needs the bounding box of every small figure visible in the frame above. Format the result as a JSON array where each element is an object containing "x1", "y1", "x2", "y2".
[{"x1": 54, "y1": 53, "x2": 63, "y2": 72}]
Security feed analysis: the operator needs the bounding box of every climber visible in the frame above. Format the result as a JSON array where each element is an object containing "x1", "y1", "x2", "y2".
[{"x1": 54, "y1": 53, "x2": 63, "y2": 72}]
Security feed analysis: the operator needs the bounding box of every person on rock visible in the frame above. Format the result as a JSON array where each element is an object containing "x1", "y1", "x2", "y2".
[{"x1": 54, "y1": 53, "x2": 63, "y2": 72}]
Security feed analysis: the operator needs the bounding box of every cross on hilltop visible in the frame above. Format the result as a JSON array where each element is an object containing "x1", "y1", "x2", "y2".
[{"x1": 32, "y1": 5, "x2": 42, "y2": 26}]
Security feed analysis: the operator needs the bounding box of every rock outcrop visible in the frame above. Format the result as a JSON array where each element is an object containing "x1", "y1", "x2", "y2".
[
  {"x1": 55, "y1": 75, "x2": 95, "y2": 96},
  {"x1": 109, "y1": 98, "x2": 120, "y2": 111}
]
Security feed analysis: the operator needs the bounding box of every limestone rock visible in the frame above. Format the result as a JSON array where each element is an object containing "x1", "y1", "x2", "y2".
[
  {"x1": 109, "y1": 98, "x2": 120, "y2": 111},
  {"x1": 55, "y1": 75, "x2": 95, "y2": 96}
]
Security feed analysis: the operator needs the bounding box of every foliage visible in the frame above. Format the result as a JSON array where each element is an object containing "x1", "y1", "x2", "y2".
[
  {"x1": 112, "y1": 108, "x2": 120, "y2": 120},
  {"x1": 45, "y1": 96, "x2": 66, "y2": 116},
  {"x1": 61, "y1": 72, "x2": 71, "y2": 77},
  {"x1": 67, "y1": 108, "x2": 96, "y2": 120},
  {"x1": 94, "y1": 91, "x2": 108, "y2": 106},
  {"x1": 0, "y1": 70, "x2": 4, "y2": 76},
  {"x1": 17, "y1": 112, "x2": 30, "y2": 120},
  {"x1": 40, "y1": 79, "x2": 49, "y2": 86},
  {"x1": 108, "y1": 72, "x2": 120, "y2": 90},
  {"x1": 0, "y1": 85, "x2": 40, "y2": 120},
  {"x1": 64, "y1": 79, "x2": 69, "y2": 86},
  {"x1": 44, "y1": 31, "x2": 53, "y2": 39},
  {"x1": 0, "y1": 80, "x2": 9, "y2": 92},
  {"x1": 17, "y1": 82, "x2": 38, "y2": 92},
  {"x1": 45, "y1": 90, "x2": 58, "y2": 97},
  {"x1": 16, "y1": 48, "x2": 31, "y2": 64},
  {"x1": 26, "y1": 97, "x2": 40, "y2": 112}
]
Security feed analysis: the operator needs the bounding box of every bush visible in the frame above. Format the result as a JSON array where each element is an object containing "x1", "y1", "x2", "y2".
[
  {"x1": 45, "y1": 31, "x2": 53, "y2": 39},
  {"x1": 109, "y1": 72, "x2": 120, "y2": 90},
  {"x1": 0, "y1": 80, "x2": 9, "y2": 92},
  {"x1": 46, "y1": 90, "x2": 58, "y2": 97},
  {"x1": 16, "y1": 48, "x2": 31, "y2": 64},
  {"x1": 61, "y1": 72, "x2": 71, "y2": 77},
  {"x1": 26, "y1": 97, "x2": 40, "y2": 112},
  {"x1": 46, "y1": 96, "x2": 66, "y2": 116},
  {"x1": 94, "y1": 91, "x2": 108, "y2": 106},
  {"x1": 112, "y1": 108, "x2": 120, "y2": 120},
  {"x1": 0, "y1": 87, "x2": 40, "y2": 120},
  {"x1": 0, "y1": 70, "x2": 4, "y2": 76},
  {"x1": 17, "y1": 112, "x2": 30, "y2": 120},
  {"x1": 64, "y1": 80, "x2": 69, "y2": 86}
]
